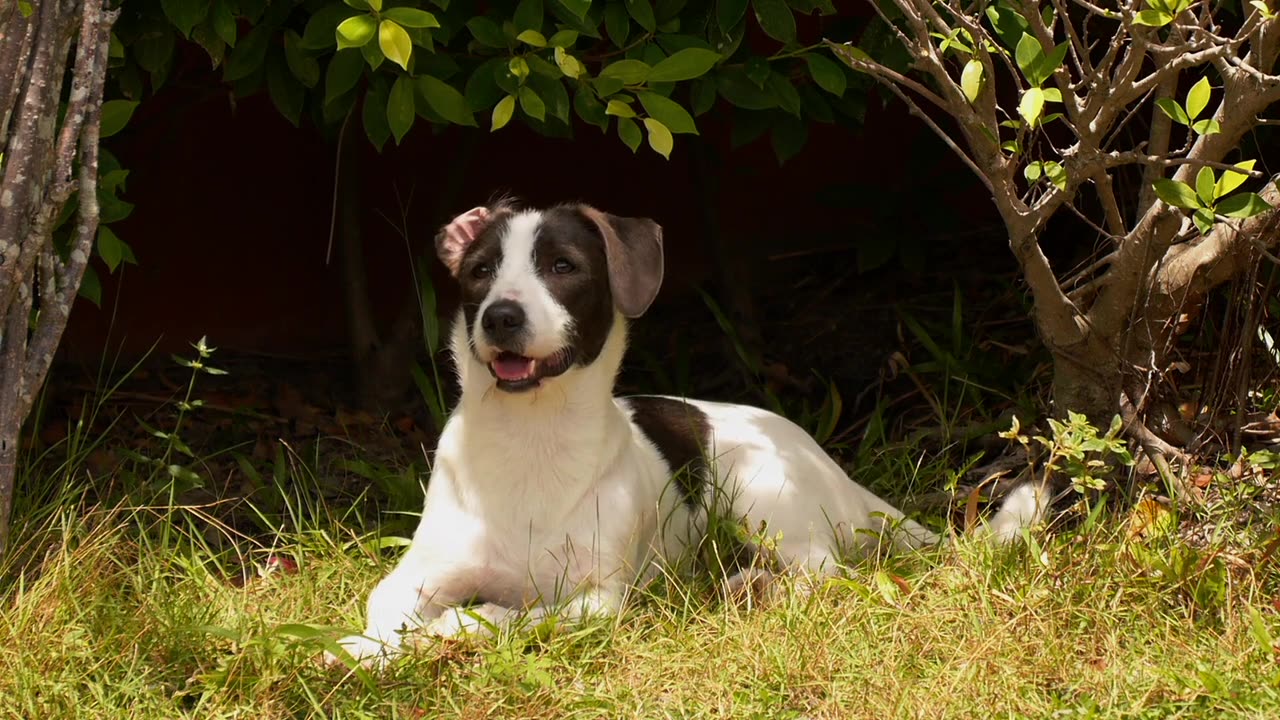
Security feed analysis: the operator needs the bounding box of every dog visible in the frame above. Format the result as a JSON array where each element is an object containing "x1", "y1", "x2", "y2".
[{"x1": 328, "y1": 201, "x2": 1046, "y2": 666}]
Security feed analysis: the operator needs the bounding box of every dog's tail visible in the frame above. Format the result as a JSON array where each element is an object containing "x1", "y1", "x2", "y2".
[{"x1": 977, "y1": 480, "x2": 1053, "y2": 543}]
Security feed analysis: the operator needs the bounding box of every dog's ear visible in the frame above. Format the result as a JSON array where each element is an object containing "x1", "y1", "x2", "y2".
[
  {"x1": 436, "y1": 206, "x2": 492, "y2": 277},
  {"x1": 579, "y1": 206, "x2": 664, "y2": 318}
]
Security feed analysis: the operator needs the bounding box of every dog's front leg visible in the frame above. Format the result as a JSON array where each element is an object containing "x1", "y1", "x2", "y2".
[
  {"x1": 327, "y1": 546, "x2": 466, "y2": 668},
  {"x1": 426, "y1": 586, "x2": 623, "y2": 639}
]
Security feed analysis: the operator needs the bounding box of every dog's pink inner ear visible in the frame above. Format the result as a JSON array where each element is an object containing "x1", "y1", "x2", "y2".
[{"x1": 436, "y1": 206, "x2": 491, "y2": 276}]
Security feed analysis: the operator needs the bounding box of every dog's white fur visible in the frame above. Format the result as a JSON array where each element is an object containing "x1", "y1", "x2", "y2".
[{"x1": 330, "y1": 208, "x2": 1044, "y2": 666}]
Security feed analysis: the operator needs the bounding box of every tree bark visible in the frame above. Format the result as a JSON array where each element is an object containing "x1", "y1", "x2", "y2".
[{"x1": 0, "y1": 0, "x2": 117, "y2": 557}]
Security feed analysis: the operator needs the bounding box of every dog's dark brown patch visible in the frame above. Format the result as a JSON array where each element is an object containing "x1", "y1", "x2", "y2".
[
  {"x1": 626, "y1": 396, "x2": 711, "y2": 507},
  {"x1": 535, "y1": 207, "x2": 617, "y2": 365}
]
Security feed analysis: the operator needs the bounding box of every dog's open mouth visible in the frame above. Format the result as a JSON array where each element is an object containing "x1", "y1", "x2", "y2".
[{"x1": 488, "y1": 348, "x2": 575, "y2": 391}]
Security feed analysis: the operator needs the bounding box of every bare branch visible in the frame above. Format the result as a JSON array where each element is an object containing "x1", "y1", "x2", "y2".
[
  {"x1": 1136, "y1": 75, "x2": 1177, "y2": 220},
  {"x1": 22, "y1": 0, "x2": 115, "y2": 422}
]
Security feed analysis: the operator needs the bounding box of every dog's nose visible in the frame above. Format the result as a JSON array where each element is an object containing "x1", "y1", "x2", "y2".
[{"x1": 481, "y1": 300, "x2": 526, "y2": 342}]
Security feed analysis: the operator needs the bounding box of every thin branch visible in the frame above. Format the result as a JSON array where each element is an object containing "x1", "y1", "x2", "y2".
[
  {"x1": 1136, "y1": 74, "x2": 1177, "y2": 220},
  {"x1": 22, "y1": 0, "x2": 116, "y2": 420}
]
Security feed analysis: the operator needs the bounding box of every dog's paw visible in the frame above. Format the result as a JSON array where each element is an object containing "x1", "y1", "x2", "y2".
[
  {"x1": 722, "y1": 568, "x2": 784, "y2": 607},
  {"x1": 425, "y1": 603, "x2": 506, "y2": 639},
  {"x1": 321, "y1": 634, "x2": 399, "y2": 670}
]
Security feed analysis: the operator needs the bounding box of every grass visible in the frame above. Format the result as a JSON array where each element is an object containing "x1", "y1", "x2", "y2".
[
  {"x1": 3, "y1": 336, "x2": 1278, "y2": 719},
  {"x1": 2, "y1": 455, "x2": 1278, "y2": 719}
]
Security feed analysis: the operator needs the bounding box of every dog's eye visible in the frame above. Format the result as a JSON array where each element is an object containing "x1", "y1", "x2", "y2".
[
  {"x1": 471, "y1": 262, "x2": 493, "y2": 279},
  {"x1": 552, "y1": 258, "x2": 576, "y2": 274}
]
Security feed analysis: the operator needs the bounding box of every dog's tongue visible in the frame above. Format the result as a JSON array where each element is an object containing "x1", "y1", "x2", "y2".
[{"x1": 492, "y1": 353, "x2": 535, "y2": 381}]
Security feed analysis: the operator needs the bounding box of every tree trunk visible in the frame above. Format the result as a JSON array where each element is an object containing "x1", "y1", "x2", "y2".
[{"x1": 0, "y1": 0, "x2": 117, "y2": 557}]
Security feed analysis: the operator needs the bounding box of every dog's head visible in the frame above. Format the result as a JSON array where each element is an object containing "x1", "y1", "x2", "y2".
[{"x1": 436, "y1": 201, "x2": 663, "y2": 393}]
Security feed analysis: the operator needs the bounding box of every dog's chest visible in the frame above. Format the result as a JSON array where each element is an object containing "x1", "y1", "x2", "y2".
[{"x1": 430, "y1": 411, "x2": 656, "y2": 602}]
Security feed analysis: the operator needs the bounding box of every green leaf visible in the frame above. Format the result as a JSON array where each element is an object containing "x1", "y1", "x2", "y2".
[
  {"x1": 100, "y1": 169, "x2": 130, "y2": 194},
  {"x1": 627, "y1": 0, "x2": 657, "y2": 31},
  {"x1": 985, "y1": 6, "x2": 1029, "y2": 51},
  {"x1": 647, "y1": 48, "x2": 721, "y2": 82},
  {"x1": 643, "y1": 117, "x2": 673, "y2": 158},
  {"x1": 767, "y1": 72, "x2": 801, "y2": 116},
  {"x1": 1192, "y1": 118, "x2": 1220, "y2": 136},
  {"x1": 388, "y1": 75, "x2": 416, "y2": 143},
  {"x1": 383, "y1": 7, "x2": 439, "y2": 28},
  {"x1": 1186, "y1": 76, "x2": 1211, "y2": 121},
  {"x1": 771, "y1": 113, "x2": 807, "y2": 164},
  {"x1": 1217, "y1": 191, "x2": 1272, "y2": 219},
  {"x1": 804, "y1": 53, "x2": 846, "y2": 97},
  {"x1": 379, "y1": 20, "x2": 412, "y2": 70},
  {"x1": 222, "y1": 23, "x2": 268, "y2": 81},
  {"x1": 618, "y1": 116, "x2": 642, "y2": 152},
  {"x1": 745, "y1": 56, "x2": 771, "y2": 87},
  {"x1": 527, "y1": 53, "x2": 560, "y2": 78},
  {"x1": 267, "y1": 54, "x2": 305, "y2": 126},
  {"x1": 637, "y1": 91, "x2": 696, "y2": 133},
  {"x1": 99, "y1": 100, "x2": 139, "y2": 138},
  {"x1": 1155, "y1": 97, "x2": 1190, "y2": 125},
  {"x1": 466, "y1": 57, "x2": 506, "y2": 108},
  {"x1": 600, "y1": 59, "x2": 651, "y2": 84},
  {"x1": 692, "y1": 76, "x2": 717, "y2": 115},
  {"x1": 360, "y1": 38, "x2": 385, "y2": 71},
  {"x1": 98, "y1": 226, "x2": 125, "y2": 272},
  {"x1": 606, "y1": 99, "x2": 636, "y2": 117},
  {"x1": 514, "y1": 0, "x2": 544, "y2": 32},
  {"x1": 605, "y1": 1, "x2": 630, "y2": 46},
  {"x1": 753, "y1": 0, "x2": 796, "y2": 43},
  {"x1": 574, "y1": 88, "x2": 609, "y2": 130},
  {"x1": 517, "y1": 29, "x2": 548, "y2": 46},
  {"x1": 509, "y1": 57, "x2": 530, "y2": 82},
  {"x1": 1036, "y1": 42, "x2": 1068, "y2": 85},
  {"x1": 549, "y1": 29, "x2": 579, "y2": 47},
  {"x1": 467, "y1": 17, "x2": 507, "y2": 48},
  {"x1": 518, "y1": 85, "x2": 546, "y2": 120},
  {"x1": 960, "y1": 59, "x2": 983, "y2": 103},
  {"x1": 1018, "y1": 87, "x2": 1044, "y2": 126},
  {"x1": 284, "y1": 31, "x2": 320, "y2": 88},
  {"x1": 1042, "y1": 87, "x2": 1062, "y2": 103},
  {"x1": 1014, "y1": 33, "x2": 1042, "y2": 84},
  {"x1": 301, "y1": 4, "x2": 354, "y2": 49},
  {"x1": 557, "y1": 0, "x2": 592, "y2": 19},
  {"x1": 363, "y1": 81, "x2": 391, "y2": 150},
  {"x1": 554, "y1": 47, "x2": 585, "y2": 78},
  {"x1": 211, "y1": 0, "x2": 237, "y2": 46},
  {"x1": 1153, "y1": 178, "x2": 1200, "y2": 210},
  {"x1": 325, "y1": 50, "x2": 364, "y2": 105},
  {"x1": 1195, "y1": 166, "x2": 1217, "y2": 205},
  {"x1": 1193, "y1": 207, "x2": 1215, "y2": 235},
  {"x1": 1216, "y1": 160, "x2": 1256, "y2": 198},
  {"x1": 79, "y1": 265, "x2": 101, "y2": 307},
  {"x1": 1044, "y1": 161, "x2": 1067, "y2": 191},
  {"x1": 717, "y1": 0, "x2": 750, "y2": 33},
  {"x1": 528, "y1": 74, "x2": 570, "y2": 124},
  {"x1": 162, "y1": 0, "x2": 210, "y2": 38},
  {"x1": 1133, "y1": 10, "x2": 1173, "y2": 26},
  {"x1": 492, "y1": 94, "x2": 516, "y2": 131},
  {"x1": 717, "y1": 69, "x2": 777, "y2": 109},
  {"x1": 416, "y1": 75, "x2": 478, "y2": 125},
  {"x1": 1024, "y1": 161, "x2": 1042, "y2": 181},
  {"x1": 337, "y1": 15, "x2": 377, "y2": 50}
]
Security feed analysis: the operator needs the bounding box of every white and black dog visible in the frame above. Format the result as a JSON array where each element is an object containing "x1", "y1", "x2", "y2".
[{"x1": 329, "y1": 201, "x2": 1044, "y2": 666}]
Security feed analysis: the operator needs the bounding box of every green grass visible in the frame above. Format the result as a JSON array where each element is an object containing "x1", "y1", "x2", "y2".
[{"x1": 2, "y1": 470, "x2": 1278, "y2": 720}]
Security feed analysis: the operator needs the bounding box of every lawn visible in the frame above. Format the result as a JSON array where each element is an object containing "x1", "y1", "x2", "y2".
[{"x1": 2, "y1": 455, "x2": 1277, "y2": 719}]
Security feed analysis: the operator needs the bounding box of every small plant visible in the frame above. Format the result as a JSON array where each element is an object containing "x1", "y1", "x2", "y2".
[
  {"x1": 122, "y1": 337, "x2": 225, "y2": 497},
  {"x1": 1000, "y1": 411, "x2": 1135, "y2": 495}
]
